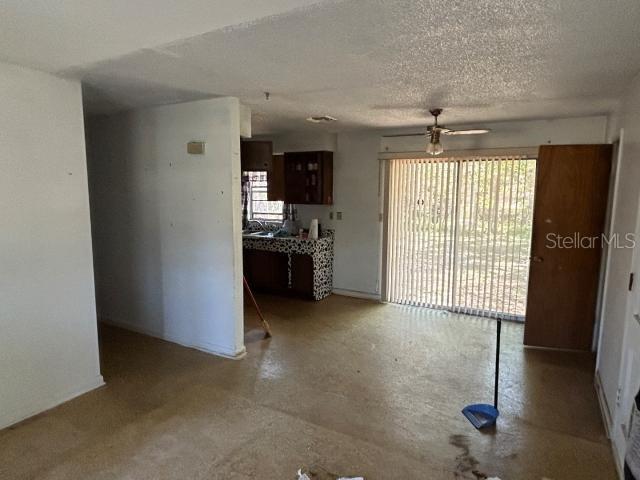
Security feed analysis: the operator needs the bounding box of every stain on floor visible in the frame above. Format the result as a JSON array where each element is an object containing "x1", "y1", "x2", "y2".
[{"x1": 449, "y1": 434, "x2": 485, "y2": 479}]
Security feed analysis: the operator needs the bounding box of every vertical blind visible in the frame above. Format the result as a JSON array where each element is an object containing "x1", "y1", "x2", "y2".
[{"x1": 385, "y1": 156, "x2": 537, "y2": 320}]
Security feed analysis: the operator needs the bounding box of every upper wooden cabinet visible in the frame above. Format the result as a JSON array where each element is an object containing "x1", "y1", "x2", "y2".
[
  {"x1": 241, "y1": 143, "x2": 333, "y2": 205},
  {"x1": 283, "y1": 151, "x2": 333, "y2": 205},
  {"x1": 268, "y1": 154, "x2": 285, "y2": 201},
  {"x1": 240, "y1": 140, "x2": 272, "y2": 171},
  {"x1": 241, "y1": 140, "x2": 285, "y2": 201}
]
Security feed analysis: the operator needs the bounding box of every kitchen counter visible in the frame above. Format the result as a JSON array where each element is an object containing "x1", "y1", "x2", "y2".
[{"x1": 242, "y1": 230, "x2": 333, "y2": 300}]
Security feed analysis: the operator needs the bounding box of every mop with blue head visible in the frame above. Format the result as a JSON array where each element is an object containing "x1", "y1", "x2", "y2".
[{"x1": 462, "y1": 319, "x2": 501, "y2": 429}]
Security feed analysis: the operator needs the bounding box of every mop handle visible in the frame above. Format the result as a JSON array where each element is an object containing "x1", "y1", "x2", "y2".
[{"x1": 494, "y1": 319, "x2": 502, "y2": 409}]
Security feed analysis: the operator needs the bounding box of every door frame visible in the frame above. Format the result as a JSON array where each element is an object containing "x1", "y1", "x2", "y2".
[{"x1": 594, "y1": 133, "x2": 624, "y2": 353}]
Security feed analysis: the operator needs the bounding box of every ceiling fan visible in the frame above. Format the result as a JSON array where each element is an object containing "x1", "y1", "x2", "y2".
[
  {"x1": 425, "y1": 108, "x2": 491, "y2": 155},
  {"x1": 383, "y1": 108, "x2": 491, "y2": 156}
]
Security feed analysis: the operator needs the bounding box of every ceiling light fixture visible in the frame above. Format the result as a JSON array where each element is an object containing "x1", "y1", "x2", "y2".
[
  {"x1": 426, "y1": 128, "x2": 444, "y2": 156},
  {"x1": 306, "y1": 115, "x2": 337, "y2": 123},
  {"x1": 426, "y1": 109, "x2": 444, "y2": 156}
]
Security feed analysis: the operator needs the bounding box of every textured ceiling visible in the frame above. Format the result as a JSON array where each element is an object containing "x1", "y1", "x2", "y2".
[
  {"x1": 16, "y1": 0, "x2": 640, "y2": 133},
  {"x1": 0, "y1": 0, "x2": 323, "y2": 71}
]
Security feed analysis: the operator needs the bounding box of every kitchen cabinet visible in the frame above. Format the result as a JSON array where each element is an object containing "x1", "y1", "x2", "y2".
[
  {"x1": 243, "y1": 250, "x2": 288, "y2": 294},
  {"x1": 240, "y1": 141, "x2": 285, "y2": 202},
  {"x1": 241, "y1": 145, "x2": 333, "y2": 205},
  {"x1": 242, "y1": 232, "x2": 334, "y2": 300},
  {"x1": 240, "y1": 140, "x2": 272, "y2": 171},
  {"x1": 283, "y1": 151, "x2": 333, "y2": 205},
  {"x1": 243, "y1": 249, "x2": 314, "y2": 299},
  {"x1": 290, "y1": 254, "x2": 314, "y2": 297},
  {"x1": 268, "y1": 154, "x2": 285, "y2": 201}
]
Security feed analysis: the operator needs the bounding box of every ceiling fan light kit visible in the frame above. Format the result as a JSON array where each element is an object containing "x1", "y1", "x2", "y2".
[
  {"x1": 426, "y1": 128, "x2": 444, "y2": 155},
  {"x1": 426, "y1": 108, "x2": 444, "y2": 156}
]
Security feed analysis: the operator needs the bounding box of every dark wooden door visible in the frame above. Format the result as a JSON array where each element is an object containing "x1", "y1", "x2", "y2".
[{"x1": 524, "y1": 144, "x2": 612, "y2": 350}]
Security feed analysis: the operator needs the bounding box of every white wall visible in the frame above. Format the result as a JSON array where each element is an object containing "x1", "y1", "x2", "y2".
[
  {"x1": 596, "y1": 72, "x2": 640, "y2": 472},
  {"x1": 262, "y1": 115, "x2": 608, "y2": 298},
  {"x1": 0, "y1": 61, "x2": 103, "y2": 429},
  {"x1": 332, "y1": 132, "x2": 383, "y2": 297},
  {"x1": 264, "y1": 131, "x2": 337, "y2": 154},
  {"x1": 86, "y1": 97, "x2": 245, "y2": 358}
]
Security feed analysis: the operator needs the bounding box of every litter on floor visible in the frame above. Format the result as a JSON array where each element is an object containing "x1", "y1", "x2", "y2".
[{"x1": 297, "y1": 467, "x2": 364, "y2": 480}]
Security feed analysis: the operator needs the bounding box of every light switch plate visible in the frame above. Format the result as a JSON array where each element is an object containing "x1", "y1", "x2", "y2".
[
  {"x1": 187, "y1": 141, "x2": 205, "y2": 154},
  {"x1": 337, "y1": 212, "x2": 342, "y2": 220}
]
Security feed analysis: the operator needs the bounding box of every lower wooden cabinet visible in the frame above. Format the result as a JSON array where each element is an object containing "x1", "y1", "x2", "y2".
[
  {"x1": 243, "y1": 249, "x2": 315, "y2": 299},
  {"x1": 290, "y1": 254, "x2": 314, "y2": 297},
  {"x1": 243, "y1": 250, "x2": 288, "y2": 294}
]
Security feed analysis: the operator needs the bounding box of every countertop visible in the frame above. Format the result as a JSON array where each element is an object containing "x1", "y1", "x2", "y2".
[
  {"x1": 242, "y1": 231, "x2": 332, "y2": 242},
  {"x1": 242, "y1": 229, "x2": 334, "y2": 300}
]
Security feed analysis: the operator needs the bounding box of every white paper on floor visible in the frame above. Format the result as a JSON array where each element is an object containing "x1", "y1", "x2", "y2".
[{"x1": 296, "y1": 468, "x2": 364, "y2": 480}]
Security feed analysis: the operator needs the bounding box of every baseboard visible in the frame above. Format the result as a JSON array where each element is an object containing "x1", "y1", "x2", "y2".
[
  {"x1": 0, "y1": 375, "x2": 105, "y2": 431},
  {"x1": 196, "y1": 341, "x2": 246, "y2": 360},
  {"x1": 100, "y1": 317, "x2": 246, "y2": 360},
  {"x1": 332, "y1": 288, "x2": 382, "y2": 301},
  {"x1": 595, "y1": 371, "x2": 624, "y2": 479},
  {"x1": 595, "y1": 371, "x2": 613, "y2": 437}
]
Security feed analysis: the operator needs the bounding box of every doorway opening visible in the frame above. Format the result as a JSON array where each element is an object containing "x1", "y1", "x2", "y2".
[{"x1": 384, "y1": 155, "x2": 537, "y2": 321}]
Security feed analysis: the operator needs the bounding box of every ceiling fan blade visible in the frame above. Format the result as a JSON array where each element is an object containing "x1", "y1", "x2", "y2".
[
  {"x1": 443, "y1": 128, "x2": 491, "y2": 135},
  {"x1": 382, "y1": 132, "x2": 426, "y2": 138}
]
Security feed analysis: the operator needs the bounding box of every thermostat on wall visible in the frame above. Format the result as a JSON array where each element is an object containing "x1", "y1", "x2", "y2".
[{"x1": 187, "y1": 141, "x2": 205, "y2": 154}]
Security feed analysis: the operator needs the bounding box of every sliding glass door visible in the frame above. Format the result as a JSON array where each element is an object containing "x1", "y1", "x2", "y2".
[{"x1": 385, "y1": 156, "x2": 536, "y2": 320}]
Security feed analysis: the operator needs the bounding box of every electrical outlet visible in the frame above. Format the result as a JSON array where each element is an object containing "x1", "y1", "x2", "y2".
[
  {"x1": 337, "y1": 212, "x2": 343, "y2": 220},
  {"x1": 329, "y1": 211, "x2": 334, "y2": 220}
]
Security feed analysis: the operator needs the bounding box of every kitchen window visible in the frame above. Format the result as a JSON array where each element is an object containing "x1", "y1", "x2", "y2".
[{"x1": 243, "y1": 171, "x2": 284, "y2": 222}]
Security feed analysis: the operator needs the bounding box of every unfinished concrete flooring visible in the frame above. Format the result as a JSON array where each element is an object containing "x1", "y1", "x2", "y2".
[{"x1": 0, "y1": 295, "x2": 616, "y2": 479}]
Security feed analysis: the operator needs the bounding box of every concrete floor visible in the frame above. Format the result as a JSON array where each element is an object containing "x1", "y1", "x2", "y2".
[{"x1": 0, "y1": 295, "x2": 616, "y2": 479}]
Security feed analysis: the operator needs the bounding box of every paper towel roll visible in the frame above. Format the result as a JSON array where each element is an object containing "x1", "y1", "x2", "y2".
[{"x1": 309, "y1": 219, "x2": 319, "y2": 240}]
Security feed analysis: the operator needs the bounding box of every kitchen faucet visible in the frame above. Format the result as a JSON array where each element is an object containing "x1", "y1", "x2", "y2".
[{"x1": 248, "y1": 219, "x2": 267, "y2": 230}]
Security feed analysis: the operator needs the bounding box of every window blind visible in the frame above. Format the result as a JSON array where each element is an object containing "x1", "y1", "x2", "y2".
[{"x1": 385, "y1": 156, "x2": 536, "y2": 320}]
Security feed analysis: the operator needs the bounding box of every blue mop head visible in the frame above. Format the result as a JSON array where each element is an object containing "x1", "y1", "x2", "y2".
[{"x1": 462, "y1": 403, "x2": 499, "y2": 429}]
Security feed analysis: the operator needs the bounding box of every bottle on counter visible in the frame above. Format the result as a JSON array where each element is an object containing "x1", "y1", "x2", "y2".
[
  {"x1": 309, "y1": 219, "x2": 319, "y2": 240},
  {"x1": 282, "y1": 203, "x2": 299, "y2": 236}
]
